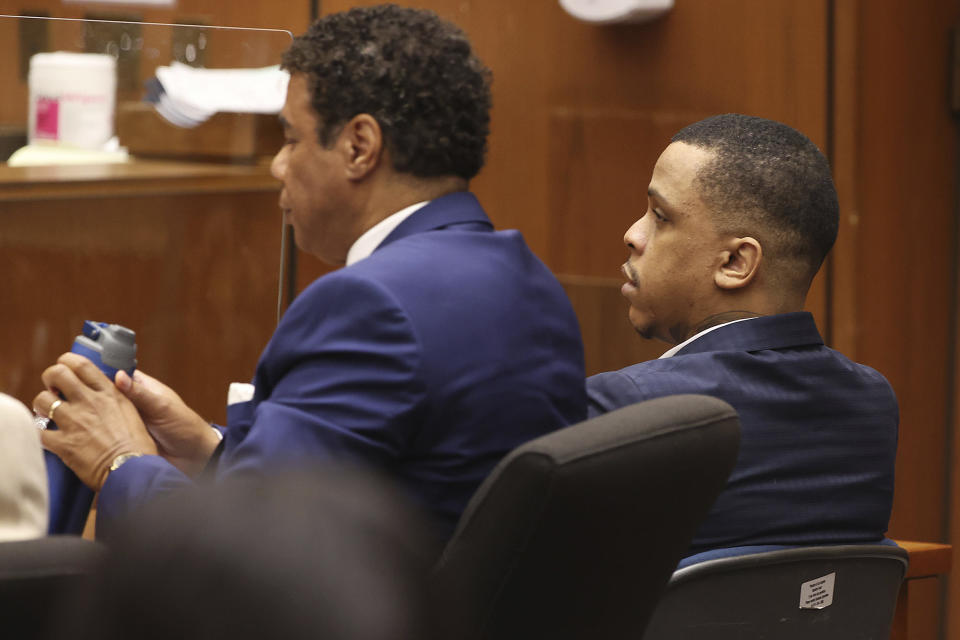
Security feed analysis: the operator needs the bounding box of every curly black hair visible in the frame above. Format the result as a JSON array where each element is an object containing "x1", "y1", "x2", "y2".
[
  {"x1": 281, "y1": 4, "x2": 492, "y2": 181},
  {"x1": 672, "y1": 114, "x2": 839, "y2": 287}
]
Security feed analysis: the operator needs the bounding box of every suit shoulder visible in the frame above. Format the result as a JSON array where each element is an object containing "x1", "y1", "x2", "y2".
[
  {"x1": 824, "y1": 347, "x2": 897, "y2": 394},
  {"x1": 277, "y1": 267, "x2": 417, "y2": 351},
  {"x1": 587, "y1": 358, "x2": 695, "y2": 415},
  {"x1": 294, "y1": 264, "x2": 402, "y2": 308}
]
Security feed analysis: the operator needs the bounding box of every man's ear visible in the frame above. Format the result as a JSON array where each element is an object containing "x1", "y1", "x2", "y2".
[
  {"x1": 715, "y1": 237, "x2": 762, "y2": 290},
  {"x1": 337, "y1": 113, "x2": 384, "y2": 181}
]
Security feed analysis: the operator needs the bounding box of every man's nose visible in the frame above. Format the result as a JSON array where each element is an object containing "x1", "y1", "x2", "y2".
[
  {"x1": 271, "y1": 147, "x2": 288, "y2": 181},
  {"x1": 624, "y1": 219, "x2": 646, "y2": 253}
]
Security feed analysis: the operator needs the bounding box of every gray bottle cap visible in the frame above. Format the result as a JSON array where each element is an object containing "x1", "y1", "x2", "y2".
[{"x1": 99, "y1": 324, "x2": 137, "y2": 371}]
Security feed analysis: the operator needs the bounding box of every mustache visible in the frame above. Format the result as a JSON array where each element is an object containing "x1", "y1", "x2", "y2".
[{"x1": 622, "y1": 262, "x2": 639, "y2": 285}]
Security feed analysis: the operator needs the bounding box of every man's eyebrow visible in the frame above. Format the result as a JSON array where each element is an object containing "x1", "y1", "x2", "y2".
[{"x1": 647, "y1": 187, "x2": 675, "y2": 211}]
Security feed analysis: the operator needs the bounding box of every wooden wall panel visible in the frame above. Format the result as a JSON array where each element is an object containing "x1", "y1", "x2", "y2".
[
  {"x1": 0, "y1": 185, "x2": 282, "y2": 426},
  {"x1": 953, "y1": 110, "x2": 960, "y2": 640},
  {"x1": 830, "y1": 1, "x2": 959, "y2": 638},
  {"x1": 546, "y1": 110, "x2": 693, "y2": 280},
  {"x1": 835, "y1": 0, "x2": 957, "y2": 572},
  {"x1": 560, "y1": 275, "x2": 667, "y2": 375}
]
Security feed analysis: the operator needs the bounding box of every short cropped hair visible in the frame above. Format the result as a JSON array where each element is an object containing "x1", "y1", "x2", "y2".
[
  {"x1": 281, "y1": 4, "x2": 492, "y2": 181},
  {"x1": 672, "y1": 114, "x2": 839, "y2": 286}
]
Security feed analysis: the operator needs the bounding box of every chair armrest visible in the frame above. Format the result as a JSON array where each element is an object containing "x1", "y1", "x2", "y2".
[{"x1": 892, "y1": 540, "x2": 952, "y2": 579}]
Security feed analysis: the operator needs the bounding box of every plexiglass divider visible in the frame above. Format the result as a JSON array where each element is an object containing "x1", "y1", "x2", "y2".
[
  {"x1": 0, "y1": 16, "x2": 294, "y2": 535},
  {"x1": 0, "y1": 15, "x2": 292, "y2": 165}
]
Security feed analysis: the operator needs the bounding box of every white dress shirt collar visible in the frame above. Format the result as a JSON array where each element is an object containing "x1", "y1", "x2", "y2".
[
  {"x1": 659, "y1": 317, "x2": 759, "y2": 359},
  {"x1": 345, "y1": 200, "x2": 431, "y2": 266}
]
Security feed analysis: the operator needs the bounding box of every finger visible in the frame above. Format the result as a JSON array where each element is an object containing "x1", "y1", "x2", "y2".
[
  {"x1": 58, "y1": 352, "x2": 113, "y2": 391},
  {"x1": 32, "y1": 391, "x2": 62, "y2": 419},
  {"x1": 132, "y1": 370, "x2": 161, "y2": 394},
  {"x1": 40, "y1": 362, "x2": 86, "y2": 402},
  {"x1": 115, "y1": 369, "x2": 133, "y2": 393},
  {"x1": 131, "y1": 370, "x2": 165, "y2": 394},
  {"x1": 33, "y1": 389, "x2": 66, "y2": 419},
  {"x1": 119, "y1": 370, "x2": 169, "y2": 414},
  {"x1": 116, "y1": 369, "x2": 157, "y2": 393}
]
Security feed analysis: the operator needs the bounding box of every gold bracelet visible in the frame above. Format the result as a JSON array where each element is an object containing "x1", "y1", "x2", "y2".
[{"x1": 109, "y1": 452, "x2": 144, "y2": 473}]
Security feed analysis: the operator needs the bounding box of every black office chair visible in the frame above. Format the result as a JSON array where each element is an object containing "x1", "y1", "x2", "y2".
[
  {"x1": 641, "y1": 543, "x2": 909, "y2": 640},
  {"x1": 432, "y1": 394, "x2": 741, "y2": 640},
  {"x1": 0, "y1": 535, "x2": 106, "y2": 640}
]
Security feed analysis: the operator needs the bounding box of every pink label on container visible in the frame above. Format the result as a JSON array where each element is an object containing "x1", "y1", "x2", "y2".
[{"x1": 35, "y1": 97, "x2": 59, "y2": 140}]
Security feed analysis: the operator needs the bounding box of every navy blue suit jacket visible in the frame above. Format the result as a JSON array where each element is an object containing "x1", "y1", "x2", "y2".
[
  {"x1": 587, "y1": 312, "x2": 897, "y2": 554},
  {"x1": 99, "y1": 192, "x2": 586, "y2": 539}
]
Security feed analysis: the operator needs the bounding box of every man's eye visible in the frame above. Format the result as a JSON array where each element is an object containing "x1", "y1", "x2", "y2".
[{"x1": 653, "y1": 209, "x2": 666, "y2": 222}]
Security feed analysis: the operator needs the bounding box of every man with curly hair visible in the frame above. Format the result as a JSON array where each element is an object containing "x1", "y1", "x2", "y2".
[
  {"x1": 36, "y1": 5, "x2": 586, "y2": 542},
  {"x1": 588, "y1": 114, "x2": 898, "y2": 556}
]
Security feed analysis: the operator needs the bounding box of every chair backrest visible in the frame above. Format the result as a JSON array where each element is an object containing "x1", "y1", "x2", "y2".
[
  {"x1": 0, "y1": 535, "x2": 106, "y2": 639},
  {"x1": 641, "y1": 543, "x2": 909, "y2": 640},
  {"x1": 432, "y1": 394, "x2": 741, "y2": 640}
]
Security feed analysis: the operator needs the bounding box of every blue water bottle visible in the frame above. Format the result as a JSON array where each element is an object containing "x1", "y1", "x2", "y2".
[{"x1": 45, "y1": 321, "x2": 137, "y2": 535}]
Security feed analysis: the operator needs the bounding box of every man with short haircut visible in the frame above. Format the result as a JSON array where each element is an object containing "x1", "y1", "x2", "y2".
[
  {"x1": 35, "y1": 5, "x2": 586, "y2": 541},
  {"x1": 587, "y1": 114, "x2": 897, "y2": 554}
]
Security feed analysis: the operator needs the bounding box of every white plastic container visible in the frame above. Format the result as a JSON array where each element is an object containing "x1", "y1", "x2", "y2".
[
  {"x1": 28, "y1": 52, "x2": 117, "y2": 150},
  {"x1": 559, "y1": 0, "x2": 673, "y2": 24}
]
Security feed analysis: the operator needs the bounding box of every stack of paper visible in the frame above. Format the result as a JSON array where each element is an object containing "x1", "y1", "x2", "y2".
[{"x1": 146, "y1": 62, "x2": 289, "y2": 128}]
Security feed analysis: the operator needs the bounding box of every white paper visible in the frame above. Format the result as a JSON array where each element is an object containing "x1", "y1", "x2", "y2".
[
  {"x1": 228, "y1": 382, "x2": 256, "y2": 406},
  {"x1": 799, "y1": 572, "x2": 836, "y2": 610},
  {"x1": 156, "y1": 62, "x2": 289, "y2": 116}
]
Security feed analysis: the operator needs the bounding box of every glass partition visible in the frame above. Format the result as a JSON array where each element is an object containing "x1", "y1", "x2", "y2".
[
  {"x1": 0, "y1": 15, "x2": 292, "y2": 164},
  {"x1": 1, "y1": 17, "x2": 296, "y2": 433}
]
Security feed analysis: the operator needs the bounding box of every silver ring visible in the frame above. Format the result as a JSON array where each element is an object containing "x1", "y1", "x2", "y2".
[{"x1": 48, "y1": 399, "x2": 63, "y2": 422}]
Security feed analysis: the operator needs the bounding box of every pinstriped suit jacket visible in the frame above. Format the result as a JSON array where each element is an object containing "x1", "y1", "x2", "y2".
[{"x1": 587, "y1": 312, "x2": 898, "y2": 554}]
